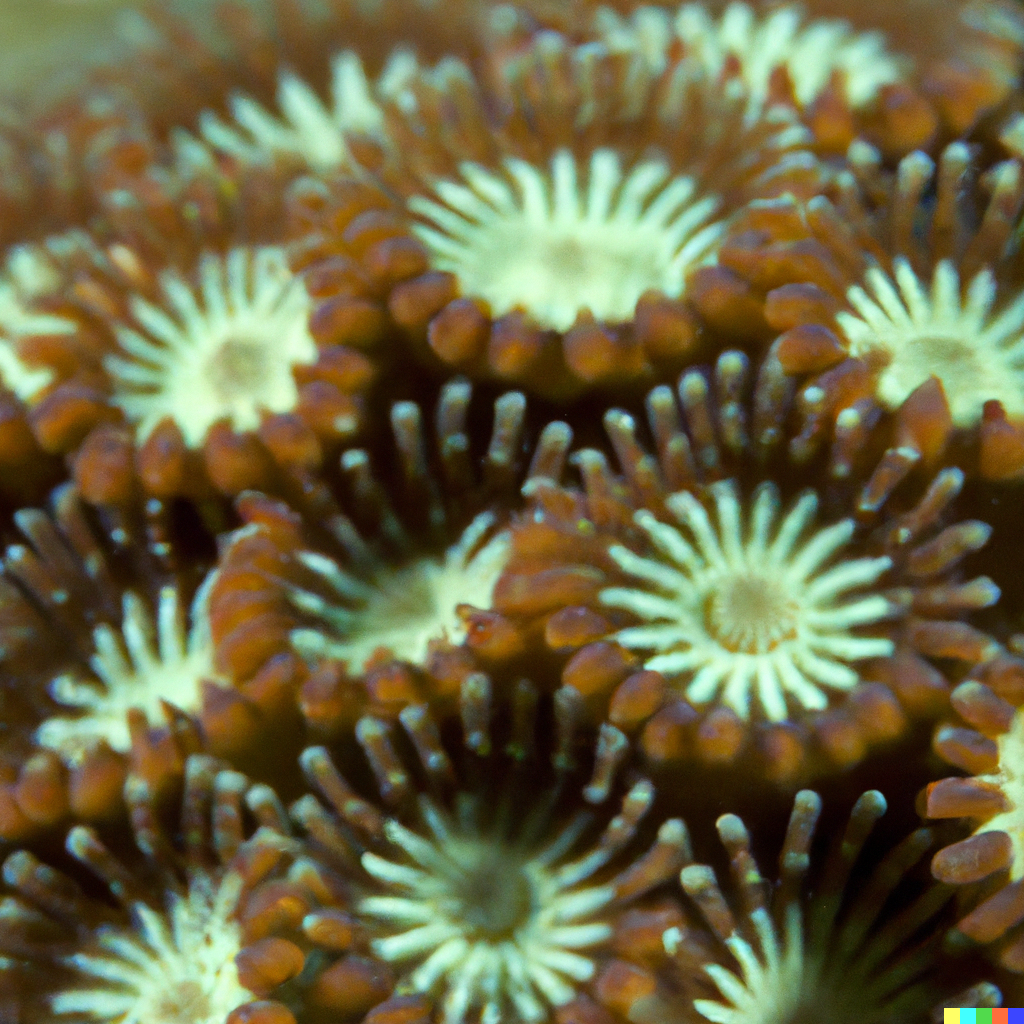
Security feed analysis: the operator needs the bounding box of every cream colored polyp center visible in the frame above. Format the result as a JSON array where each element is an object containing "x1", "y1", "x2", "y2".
[
  {"x1": 347, "y1": 557, "x2": 474, "y2": 667},
  {"x1": 359, "y1": 802, "x2": 617, "y2": 1024},
  {"x1": 601, "y1": 481, "x2": 895, "y2": 722},
  {"x1": 838, "y1": 258, "x2": 1024, "y2": 429},
  {"x1": 464, "y1": 219, "x2": 673, "y2": 329},
  {"x1": 204, "y1": 337, "x2": 274, "y2": 401},
  {"x1": 707, "y1": 572, "x2": 800, "y2": 654},
  {"x1": 107, "y1": 247, "x2": 318, "y2": 448},
  {"x1": 35, "y1": 585, "x2": 221, "y2": 760},
  {"x1": 409, "y1": 148, "x2": 724, "y2": 332},
  {"x1": 445, "y1": 845, "x2": 536, "y2": 940},
  {"x1": 977, "y1": 705, "x2": 1024, "y2": 882},
  {"x1": 288, "y1": 514, "x2": 511, "y2": 673},
  {"x1": 51, "y1": 875, "x2": 254, "y2": 1024},
  {"x1": 875, "y1": 332, "x2": 994, "y2": 426},
  {"x1": 153, "y1": 981, "x2": 213, "y2": 1024}
]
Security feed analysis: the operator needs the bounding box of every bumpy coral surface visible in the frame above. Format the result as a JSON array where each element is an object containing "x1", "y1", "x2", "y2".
[
  {"x1": 592, "y1": 0, "x2": 1024, "y2": 153},
  {"x1": 209, "y1": 379, "x2": 571, "y2": 708},
  {"x1": 2, "y1": 0, "x2": 1024, "y2": 1019},
  {"x1": 0, "y1": 485, "x2": 290, "y2": 839},
  {"x1": 496, "y1": 351, "x2": 1000, "y2": 779},
  {"x1": 926, "y1": 654, "x2": 1024, "y2": 971},
  {"x1": 0, "y1": 754, "x2": 306, "y2": 1024},
  {"x1": 710, "y1": 141, "x2": 1024, "y2": 480},
  {"x1": 291, "y1": 29, "x2": 822, "y2": 399},
  {"x1": 12, "y1": 150, "x2": 377, "y2": 503},
  {"x1": 666, "y1": 789, "x2": 997, "y2": 1022},
  {"x1": 293, "y1": 678, "x2": 689, "y2": 1024}
]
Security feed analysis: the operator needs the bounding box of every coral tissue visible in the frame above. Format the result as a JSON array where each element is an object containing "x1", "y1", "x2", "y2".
[{"x1": 1, "y1": 0, "x2": 1024, "y2": 1022}]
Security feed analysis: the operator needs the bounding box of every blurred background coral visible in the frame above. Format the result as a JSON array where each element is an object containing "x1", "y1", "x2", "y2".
[{"x1": 0, "y1": 0, "x2": 221, "y2": 103}]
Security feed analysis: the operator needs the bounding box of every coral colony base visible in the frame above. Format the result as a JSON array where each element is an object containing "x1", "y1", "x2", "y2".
[{"x1": 5, "y1": 0, "x2": 1024, "y2": 1022}]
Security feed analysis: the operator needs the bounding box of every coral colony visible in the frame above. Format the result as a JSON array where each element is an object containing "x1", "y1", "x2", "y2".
[{"x1": 13, "y1": 0, "x2": 1024, "y2": 1022}]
